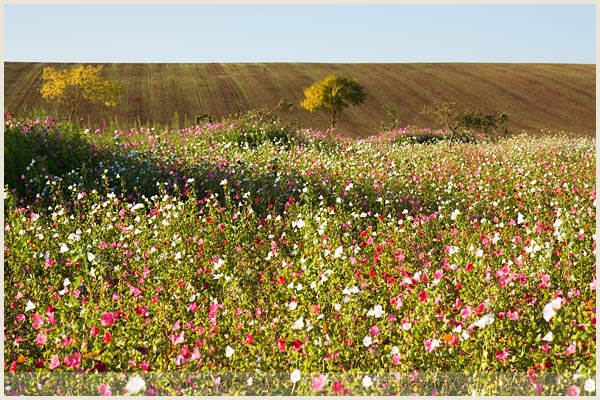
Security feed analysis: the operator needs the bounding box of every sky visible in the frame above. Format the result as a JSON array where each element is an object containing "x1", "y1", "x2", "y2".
[{"x1": 3, "y1": 3, "x2": 596, "y2": 63}]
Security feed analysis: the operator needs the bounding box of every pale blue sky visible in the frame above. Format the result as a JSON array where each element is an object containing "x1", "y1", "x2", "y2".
[{"x1": 3, "y1": 4, "x2": 596, "y2": 63}]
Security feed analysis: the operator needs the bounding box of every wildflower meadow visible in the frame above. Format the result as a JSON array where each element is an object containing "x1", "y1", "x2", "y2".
[{"x1": 3, "y1": 112, "x2": 596, "y2": 395}]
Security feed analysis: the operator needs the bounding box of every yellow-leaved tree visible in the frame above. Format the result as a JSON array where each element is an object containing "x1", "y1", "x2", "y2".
[
  {"x1": 40, "y1": 65, "x2": 122, "y2": 122},
  {"x1": 300, "y1": 74, "x2": 366, "y2": 129}
]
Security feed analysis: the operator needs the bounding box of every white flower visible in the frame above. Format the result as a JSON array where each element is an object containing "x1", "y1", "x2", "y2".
[
  {"x1": 292, "y1": 219, "x2": 306, "y2": 229},
  {"x1": 87, "y1": 252, "x2": 95, "y2": 262},
  {"x1": 124, "y1": 375, "x2": 146, "y2": 395},
  {"x1": 450, "y1": 209, "x2": 461, "y2": 221},
  {"x1": 131, "y1": 203, "x2": 145, "y2": 212},
  {"x1": 402, "y1": 321, "x2": 412, "y2": 330},
  {"x1": 542, "y1": 297, "x2": 563, "y2": 322},
  {"x1": 25, "y1": 300, "x2": 35, "y2": 312},
  {"x1": 475, "y1": 248, "x2": 484, "y2": 257},
  {"x1": 584, "y1": 379, "x2": 596, "y2": 393},
  {"x1": 288, "y1": 300, "x2": 297, "y2": 311},
  {"x1": 290, "y1": 369, "x2": 301, "y2": 383},
  {"x1": 363, "y1": 335, "x2": 373, "y2": 347},
  {"x1": 59, "y1": 243, "x2": 69, "y2": 253},
  {"x1": 220, "y1": 179, "x2": 228, "y2": 186},
  {"x1": 362, "y1": 375, "x2": 373, "y2": 388},
  {"x1": 334, "y1": 245, "x2": 343, "y2": 258},
  {"x1": 391, "y1": 346, "x2": 399, "y2": 355},
  {"x1": 367, "y1": 305, "x2": 385, "y2": 318},
  {"x1": 542, "y1": 331, "x2": 554, "y2": 342},
  {"x1": 213, "y1": 258, "x2": 225, "y2": 270},
  {"x1": 517, "y1": 212, "x2": 525, "y2": 225},
  {"x1": 225, "y1": 345, "x2": 235, "y2": 358},
  {"x1": 334, "y1": 303, "x2": 341, "y2": 311},
  {"x1": 292, "y1": 316, "x2": 305, "y2": 330},
  {"x1": 63, "y1": 277, "x2": 71, "y2": 287},
  {"x1": 473, "y1": 314, "x2": 495, "y2": 328}
]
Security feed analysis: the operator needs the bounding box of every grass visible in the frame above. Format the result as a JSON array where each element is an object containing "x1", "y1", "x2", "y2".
[{"x1": 4, "y1": 62, "x2": 595, "y2": 137}]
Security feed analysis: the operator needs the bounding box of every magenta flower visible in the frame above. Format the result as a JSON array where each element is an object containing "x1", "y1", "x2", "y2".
[
  {"x1": 311, "y1": 374, "x2": 327, "y2": 392},
  {"x1": 63, "y1": 352, "x2": 81, "y2": 368},
  {"x1": 369, "y1": 325, "x2": 380, "y2": 337},
  {"x1": 495, "y1": 349, "x2": 509, "y2": 362},
  {"x1": 100, "y1": 312, "x2": 115, "y2": 327},
  {"x1": 98, "y1": 384, "x2": 112, "y2": 396},
  {"x1": 91, "y1": 326, "x2": 100, "y2": 337},
  {"x1": 31, "y1": 313, "x2": 44, "y2": 330}
]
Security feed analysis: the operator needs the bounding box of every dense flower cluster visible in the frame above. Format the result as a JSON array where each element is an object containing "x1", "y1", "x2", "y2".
[{"x1": 3, "y1": 114, "x2": 596, "y2": 395}]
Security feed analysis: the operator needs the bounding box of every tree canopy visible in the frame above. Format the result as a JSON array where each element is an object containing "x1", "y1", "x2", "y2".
[
  {"x1": 40, "y1": 65, "x2": 122, "y2": 122},
  {"x1": 300, "y1": 74, "x2": 366, "y2": 129}
]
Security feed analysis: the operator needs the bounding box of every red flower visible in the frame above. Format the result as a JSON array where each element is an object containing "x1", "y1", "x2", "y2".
[
  {"x1": 291, "y1": 339, "x2": 304, "y2": 351},
  {"x1": 276, "y1": 338, "x2": 286, "y2": 352},
  {"x1": 245, "y1": 333, "x2": 254, "y2": 345},
  {"x1": 418, "y1": 291, "x2": 428, "y2": 303},
  {"x1": 103, "y1": 330, "x2": 112, "y2": 343},
  {"x1": 332, "y1": 381, "x2": 344, "y2": 394}
]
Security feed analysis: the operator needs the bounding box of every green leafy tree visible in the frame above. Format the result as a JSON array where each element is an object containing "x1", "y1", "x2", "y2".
[
  {"x1": 300, "y1": 74, "x2": 366, "y2": 129},
  {"x1": 40, "y1": 64, "x2": 122, "y2": 122}
]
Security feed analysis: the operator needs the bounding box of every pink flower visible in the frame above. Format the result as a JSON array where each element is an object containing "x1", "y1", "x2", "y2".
[
  {"x1": 495, "y1": 349, "x2": 509, "y2": 362},
  {"x1": 460, "y1": 306, "x2": 471, "y2": 319},
  {"x1": 424, "y1": 338, "x2": 440, "y2": 353},
  {"x1": 311, "y1": 374, "x2": 327, "y2": 392},
  {"x1": 565, "y1": 342, "x2": 576, "y2": 356},
  {"x1": 369, "y1": 325, "x2": 380, "y2": 337},
  {"x1": 188, "y1": 303, "x2": 198, "y2": 312},
  {"x1": 103, "y1": 330, "x2": 112, "y2": 344},
  {"x1": 100, "y1": 312, "x2": 115, "y2": 327},
  {"x1": 171, "y1": 330, "x2": 185, "y2": 345},
  {"x1": 31, "y1": 313, "x2": 44, "y2": 330},
  {"x1": 566, "y1": 385, "x2": 581, "y2": 396},
  {"x1": 49, "y1": 354, "x2": 60, "y2": 370},
  {"x1": 391, "y1": 354, "x2": 401, "y2": 365},
  {"x1": 418, "y1": 291, "x2": 428, "y2": 303},
  {"x1": 98, "y1": 384, "x2": 112, "y2": 396},
  {"x1": 91, "y1": 326, "x2": 100, "y2": 337},
  {"x1": 16, "y1": 313, "x2": 25, "y2": 322},
  {"x1": 63, "y1": 352, "x2": 81, "y2": 368},
  {"x1": 190, "y1": 346, "x2": 201, "y2": 361},
  {"x1": 35, "y1": 331, "x2": 48, "y2": 346}
]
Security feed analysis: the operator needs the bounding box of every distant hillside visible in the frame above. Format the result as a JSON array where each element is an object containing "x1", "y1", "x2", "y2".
[{"x1": 4, "y1": 62, "x2": 595, "y2": 137}]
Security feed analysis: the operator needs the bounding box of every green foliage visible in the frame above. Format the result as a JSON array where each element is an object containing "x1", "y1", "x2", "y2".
[
  {"x1": 379, "y1": 104, "x2": 403, "y2": 132},
  {"x1": 300, "y1": 75, "x2": 366, "y2": 128},
  {"x1": 421, "y1": 102, "x2": 509, "y2": 139},
  {"x1": 40, "y1": 65, "x2": 122, "y2": 122}
]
